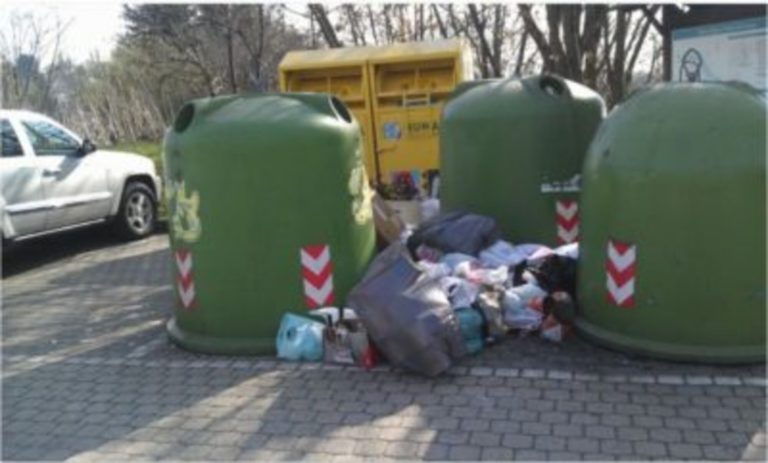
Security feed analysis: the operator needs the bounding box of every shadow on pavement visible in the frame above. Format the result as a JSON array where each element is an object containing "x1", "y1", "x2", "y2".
[
  {"x1": 1, "y1": 222, "x2": 765, "y2": 461},
  {"x1": 1, "y1": 222, "x2": 167, "y2": 279}
]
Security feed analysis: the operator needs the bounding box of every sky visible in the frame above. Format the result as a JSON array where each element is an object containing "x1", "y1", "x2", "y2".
[
  {"x1": 0, "y1": 1, "x2": 663, "y2": 70},
  {"x1": 0, "y1": 1, "x2": 314, "y2": 64},
  {"x1": 1, "y1": 1, "x2": 126, "y2": 64}
]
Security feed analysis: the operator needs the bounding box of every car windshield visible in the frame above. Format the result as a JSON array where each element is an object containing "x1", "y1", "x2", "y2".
[{"x1": 21, "y1": 119, "x2": 80, "y2": 156}]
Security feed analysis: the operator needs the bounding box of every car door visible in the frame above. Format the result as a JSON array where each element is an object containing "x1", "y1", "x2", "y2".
[
  {"x1": 0, "y1": 118, "x2": 49, "y2": 237},
  {"x1": 18, "y1": 117, "x2": 112, "y2": 230}
]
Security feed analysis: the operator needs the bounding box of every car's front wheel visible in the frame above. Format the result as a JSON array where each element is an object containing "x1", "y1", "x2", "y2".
[{"x1": 115, "y1": 181, "x2": 157, "y2": 240}]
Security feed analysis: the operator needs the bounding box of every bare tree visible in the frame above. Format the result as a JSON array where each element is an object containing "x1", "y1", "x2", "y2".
[
  {"x1": 308, "y1": 4, "x2": 342, "y2": 48},
  {"x1": 0, "y1": 11, "x2": 71, "y2": 110},
  {"x1": 519, "y1": 4, "x2": 659, "y2": 105}
]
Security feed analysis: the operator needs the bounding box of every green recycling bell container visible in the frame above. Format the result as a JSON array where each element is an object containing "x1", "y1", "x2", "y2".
[
  {"x1": 576, "y1": 83, "x2": 766, "y2": 363},
  {"x1": 440, "y1": 75, "x2": 605, "y2": 245},
  {"x1": 163, "y1": 93, "x2": 375, "y2": 355}
]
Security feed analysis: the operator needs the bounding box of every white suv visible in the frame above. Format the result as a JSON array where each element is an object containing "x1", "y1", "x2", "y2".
[{"x1": 1, "y1": 110, "x2": 162, "y2": 244}]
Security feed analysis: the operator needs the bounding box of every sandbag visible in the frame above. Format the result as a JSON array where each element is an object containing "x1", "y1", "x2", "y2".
[
  {"x1": 407, "y1": 211, "x2": 500, "y2": 257},
  {"x1": 347, "y1": 242, "x2": 467, "y2": 376}
]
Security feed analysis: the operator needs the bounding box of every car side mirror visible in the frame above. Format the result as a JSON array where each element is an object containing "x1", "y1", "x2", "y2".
[{"x1": 78, "y1": 138, "x2": 97, "y2": 156}]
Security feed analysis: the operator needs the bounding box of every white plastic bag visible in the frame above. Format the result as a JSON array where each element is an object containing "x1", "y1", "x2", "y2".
[
  {"x1": 420, "y1": 198, "x2": 440, "y2": 222},
  {"x1": 456, "y1": 263, "x2": 509, "y2": 286},
  {"x1": 554, "y1": 242, "x2": 579, "y2": 259},
  {"x1": 440, "y1": 253, "x2": 479, "y2": 273},
  {"x1": 416, "y1": 260, "x2": 452, "y2": 280},
  {"x1": 504, "y1": 304, "x2": 543, "y2": 331},
  {"x1": 440, "y1": 276, "x2": 480, "y2": 308},
  {"x1": 479, "y1": 242, "x2": 551, "y2": 268},
  {"x1": 502, "y1": 283, "x2": 547, "y2": 331},
  {"x1": 540, "y1": 314, "x2": 570, "y2": 342}
]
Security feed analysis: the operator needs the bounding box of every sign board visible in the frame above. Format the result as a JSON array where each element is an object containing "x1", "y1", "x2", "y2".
[{"x1": 671, "y1": 16, "x2": 767, "y2": 91}]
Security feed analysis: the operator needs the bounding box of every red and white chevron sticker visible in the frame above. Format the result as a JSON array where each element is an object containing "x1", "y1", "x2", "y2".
[
  {"x1": 175, "y1": 249, "x2": 196, "y2": 309},
  {"x1": 606, "y1": 240, "x2": 636, "y2": 308},
  {"x1": 556, "y1": 199, "x2": 579, "y2": 244},
  {"x1": 300, "y1": 244, "x2": 335, "y2": 309}
]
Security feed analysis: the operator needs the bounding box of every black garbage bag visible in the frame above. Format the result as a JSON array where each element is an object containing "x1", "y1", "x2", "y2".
[
  {"x1": 521, "y1": 254, "x2": 578, "y2": 296},
  {"x1": 347, "y1": 242, "x2": 467, "y2": 376},
  {"x1": 407, "y1": 211, "x2": 501, "y2": 257}
]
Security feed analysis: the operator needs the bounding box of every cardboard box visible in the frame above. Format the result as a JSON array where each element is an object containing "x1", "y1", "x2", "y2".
[{"x1": 373, "y1": 194, "x2": 406, "y2": 243}]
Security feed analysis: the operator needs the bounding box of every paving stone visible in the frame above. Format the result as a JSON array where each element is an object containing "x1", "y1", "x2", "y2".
[
  {"x1": 470, "y1": 431, "x2": 502, "y2": 447},
  {"x1": 3, "y1": 233, "x2": 764, "y2": 463},
  {"x1": 600, "y1": 439, "x2": 633, "y2": 456},
  {"x1": 352, "y1": 439, "x2": 389, "y2": 457},
  {"x1": 634, "y1": 441, "x2": 667, "y2": 457},
  {"x1": 669, "y1": 443, "x2": 704, "y2": 459},
  {"x1": 539, "y1": 411, "x2": 569, "y2": 424},
  {"x1": 549, "y1": 450, "x2": 583, "y2": 460},
  {"x1": 566, "y1": 437, "x2": 600, "y2": 453},
  {"x1": 521, "y1": 422, "x2": 551, "y2": 436},
  {"x1": 385, "y1": 440, "x2": 422, "y2": 458},
  {"x1": 665, "y1": 417, "x2": 697, "y2": 430},
  {"x1": 445, "y1": 444, "x2": 480, "y2": 460},
  {"x1": 553, "y1": 423, "x2": 583, "y2": 437},
  {"x1": 534, "y1": 435, "x2": 566, "y2": 451},
  {"x1": 515, "y1": 449, "x2": 548, "y2": 460},
  {"x1": 423, "y1": 443, "x2": 449, "y2": 461},
  {"x1": 742, "y1": 444, "x2": 768, "y2": 461},
  {"x1": 437, "y1": 431, "x2": 470, "y2": 445},
  {"x1": 461, "y1": 418, "x2": 490, "y2": 432},
  {"x1": 501, "y1": 433, "x2": 534, "y2": 449},
  {"x1": 490, "y1": 420, "x2": 521, "y2": 434},
  {"x1": 480, "y1": 446, "x2": 515, "y2": 461},
  {"x1": 430, "y1": 417, "x2": 460, "y2": 430},
  {"x1": 617, "y1": 426, "x2": 649, "y2": 441}
]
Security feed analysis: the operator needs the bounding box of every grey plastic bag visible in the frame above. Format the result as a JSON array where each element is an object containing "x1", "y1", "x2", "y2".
[
  {"x1": 407, "y1": 211, "x2": 501, "y2": 257},
  {"x1": 347, "y1": 242, "x2": 467, "y2": 376}
]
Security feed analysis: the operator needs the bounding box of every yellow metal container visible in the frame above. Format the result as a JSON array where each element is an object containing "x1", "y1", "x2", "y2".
[
  {"x1": 368, "y1": 40, "x2": 473, "y2": 185},
  {"x1": 279, "y1": 49, "x2": 377, "y2": 178},
  {"x1": 279, "y1": 39, "x2": 473, "y2": 186}
]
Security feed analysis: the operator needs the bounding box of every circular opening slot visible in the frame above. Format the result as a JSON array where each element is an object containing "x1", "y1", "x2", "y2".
[{"x1": 330, "y1": 96, "x2": 352, "y2": 123}]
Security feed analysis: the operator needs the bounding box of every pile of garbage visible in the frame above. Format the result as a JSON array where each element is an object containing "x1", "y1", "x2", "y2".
[{"x1": 277, "y1": 210, "x2": 579, "y2": 377}]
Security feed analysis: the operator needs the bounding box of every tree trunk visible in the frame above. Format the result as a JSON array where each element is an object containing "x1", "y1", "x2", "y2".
[
  {"x1": 309, "y1": 4, "x2": 342, "y2": 48},
  {"x1": 514, "y1": 31, "x2": 529, "y2": 76},
  {"x1": 432, "y1": 5, "x2": 448, "y2": 39}
]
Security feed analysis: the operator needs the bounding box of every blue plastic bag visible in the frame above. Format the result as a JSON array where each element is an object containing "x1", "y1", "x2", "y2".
[
  {"x1": 455, "y1": 307, "x2": 484, "y2": 355},
  {"x1": 275, "y1": 313, "x2": 324, "y2": 361}
]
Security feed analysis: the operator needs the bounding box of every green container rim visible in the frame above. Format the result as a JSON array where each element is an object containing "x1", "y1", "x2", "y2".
[
  {"x1": 167, "y1": 317, "x2": 276, "y2": 356},
  {"x1": 574, "y1": 317, "x2": 765, "y2": 364}
]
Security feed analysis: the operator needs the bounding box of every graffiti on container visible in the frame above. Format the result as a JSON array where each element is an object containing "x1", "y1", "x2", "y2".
[
  {"x1": 349, "y1": 156, "x2": 373, "y2": 225},
  {"x1": 167, "y1": 179, "x2": 202, "y2": 243},
  {"x1": 541, "y1": 174, "x2": 581, "y2": 193}
]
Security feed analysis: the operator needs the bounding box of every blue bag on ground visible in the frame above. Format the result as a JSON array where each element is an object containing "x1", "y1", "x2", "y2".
[
  {"x1": 455, "y1": 307, "x2": 484, "y2": 355},
  {"x1": 275, "y1": 313, "x2": 324, "y2": 361}
]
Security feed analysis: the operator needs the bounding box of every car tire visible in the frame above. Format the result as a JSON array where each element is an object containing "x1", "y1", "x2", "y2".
[{"x1": 115, "y1": 181, "x2": 157, "y2": 240}]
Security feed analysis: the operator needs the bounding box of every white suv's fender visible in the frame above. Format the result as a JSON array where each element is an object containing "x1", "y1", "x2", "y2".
[
  {"x1": 86, "y1": 150, "x2": 162, "y2": 217},
  {"x1": 0, "y1": 195, "x2": 15, "y2": 239}
]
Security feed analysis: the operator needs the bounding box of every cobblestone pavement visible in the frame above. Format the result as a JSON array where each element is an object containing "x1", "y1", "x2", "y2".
[{"x1": 2, "y1": 228, "x2": 766, "y2": 461}]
